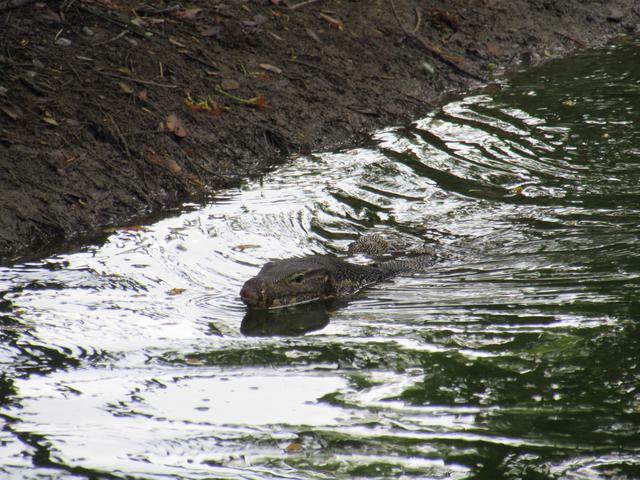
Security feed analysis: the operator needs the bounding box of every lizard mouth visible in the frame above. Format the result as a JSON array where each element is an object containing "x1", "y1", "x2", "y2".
[{"x1": 240, "y1": 281, "x2": 328, "y2": 309}]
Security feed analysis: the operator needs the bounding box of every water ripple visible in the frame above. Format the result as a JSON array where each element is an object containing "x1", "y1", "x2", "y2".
[{"x1": 1, "y1": 38, "x2": 639, "y2": 478}]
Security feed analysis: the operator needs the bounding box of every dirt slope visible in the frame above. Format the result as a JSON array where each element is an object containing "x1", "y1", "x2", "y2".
[{"x1": 0, "y1": 0, "x2": 638, "y2": 261}]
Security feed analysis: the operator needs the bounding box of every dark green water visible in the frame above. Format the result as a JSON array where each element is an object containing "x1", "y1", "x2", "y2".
[{"x1": 1, "y1": 38, "x2": 639, "y2": 479}]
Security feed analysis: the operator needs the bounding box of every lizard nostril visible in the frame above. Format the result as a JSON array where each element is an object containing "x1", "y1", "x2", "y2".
[{"x1": 240, "y1": 279, "x2": 265, "y2": 307}]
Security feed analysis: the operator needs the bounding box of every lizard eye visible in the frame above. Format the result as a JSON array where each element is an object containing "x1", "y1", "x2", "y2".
[{"x1": 291, "y1": 274, "x2": 304, "y2": 284}]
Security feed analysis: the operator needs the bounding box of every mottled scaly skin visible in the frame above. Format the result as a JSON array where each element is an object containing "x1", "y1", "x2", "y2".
[{"x1": 240, "y1": 249, "x2": 436, "y2": 309}]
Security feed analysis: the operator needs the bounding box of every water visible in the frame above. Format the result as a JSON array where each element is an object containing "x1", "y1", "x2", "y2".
[{"x1": 1, "y1": 38, "x2": 639, "y2": 479}]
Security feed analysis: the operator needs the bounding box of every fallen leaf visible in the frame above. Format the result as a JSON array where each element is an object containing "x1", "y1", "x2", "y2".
[
  {"x1": 208, "y1": 101, "x2": 227, "y2": 116},
  {"x1": 184, "y1": 356, "x2": 205, "y2": 365},
  {"x1": 234, "y1": 243, "x2": 260, "y2": 251},
  {"x1": 188, "y1": 174, "x2": 204, "y2": 188},
  {"x1": 55, "y1": 37, "x2": 72, "y2": 47},
  {"x1": 118, "y1": 82, "x2": 134, "y2": 94},
  {"x1": 430, "y1": 8, "x2": 461, "y2": 31},
  {"x1": 174, "y1": 8, "x2": 201, "y2": 20},
  {"x1": 169, "y1": 36, "x2": 188, "y2": 48},
  {"x1": 165, "y1": 112, "x2": 188, "y2": 138},
  {"x1": 419, "y1": 61, "x2": 435, "y2": 75},
  {"x1": 200, "y1": 26, "x2": 221, "y2": 37},
  {"x1": 242, "y1": 14, "x2": 269, "y2": 27},
  {"x1": 146, "y1": 148, "x2": 183, "y2": 176},
  {"x1": 42, "y1": 111, "x2": 59, "y2": 126},
  {"x1": 185, "y1": 93, "x2": 225, "y2": 116},
  {"x1": 319, "y1": 12, "x2": 344, "y2": 30},
  {"x1": 286, "y1": 441, "x2": 303, "y2": 452},
  {"x1": 164, "y1": 157, "x2": 182, "y2": 175},
  {"x1": 220, "y1": 79, "x2": 240, "y2": 91},
  {"x1": 252, "y1": 94, "x2": 269, "y2": 108},
  {"x1": 215, "y1": 87, "x2": 270, "y2": 108},
  {"x1": 0, "y1": 104, "x2": 19, "y2": 120},
  {"x1": 130, "y1": 17, "x2": 147, "y2": 28},
  {"x1": 259, "y1": 63, "x2": 282, "y2": 74},
  {"x1": 167, "y1": 287, "x2": 186, "y2": 295}
]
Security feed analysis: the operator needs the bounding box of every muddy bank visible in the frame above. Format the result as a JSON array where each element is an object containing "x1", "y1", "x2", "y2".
[{"x1": 0, "y1": 0, "x2": 638, "y2": 261}]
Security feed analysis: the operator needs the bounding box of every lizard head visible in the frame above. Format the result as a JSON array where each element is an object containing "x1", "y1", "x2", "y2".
[{"x1": 240, "y1": 256, "x2": 337, "y2": 309}]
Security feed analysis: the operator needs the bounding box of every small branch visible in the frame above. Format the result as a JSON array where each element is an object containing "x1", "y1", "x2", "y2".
[
  {"x1": 60, "y1": 0, "x2": 78, "y2": 12},
  {"x1": 65, "y1": 60, "x2": 83, "y2": 84},
  {"x1": 390, "y1": 0, "x2": 485, "y2": 83},
  {"x1": 20, "y1": 77, "x2": 49, "y2": 95},
  {"x1": 286, "y1": 58, "x2": 348, "y2": 84},
  {"x1": 177, "y1": 144, "x2": 223, "y2": 180},
  {"x1": 289, "y1": 0, "x2": 322, "y2": 11},
  {"x1": 214, "y1": 86, "x2": 266, "y2": 107},
  {"x1": 108, "y1": 114, "x2": 131, "y2": 159},
  {"x1": 95, "y1": 69, "x2": 178, "y2": 88},
  {"x1": 181, "y1": 50, "x2": 219, "y2": 71},
  {"x1": 93, "y1": 29, "x2": 127, "y2": 47},
  {"x1": 77, "y1": 3, "x2": 147, "y2": 38},
  {"x1": 412, "y1": 7, "x2": 422, "y2": 34}
]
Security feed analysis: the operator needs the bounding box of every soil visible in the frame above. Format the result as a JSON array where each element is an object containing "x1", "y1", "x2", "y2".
[{"x1": 1, "y1": 0, "x2": 638, "y2": 262}]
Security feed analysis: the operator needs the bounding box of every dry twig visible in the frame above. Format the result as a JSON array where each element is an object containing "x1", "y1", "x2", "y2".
[
  {"x1": 389, "y1": 0, "x2": 485, "y2": 83},
  {"x1": 77, "y1": 3, "x2": 147, "y2": 38},
  {"x1": 289, "y1": 0, "x2": 323, "y2": 11},
  {"x1": 95, "y1": 69, "x2": 178, "y2": 88},
  {"x1": 412, "y1": 7, "x2": 422, "y2": 34},
  {"x1": 93, "y1": 29, "x2": 128, "y2": 47}
]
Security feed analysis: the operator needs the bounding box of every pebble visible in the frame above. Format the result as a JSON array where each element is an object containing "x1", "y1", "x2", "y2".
[
  {"x1": 82, "y1": 26, "x2": 95, "y2": 36},
  {"x1": 420, "y1": 61, "x2": 435, "y2": 75},
  {"x1": 55, "y1": 37, "x2": 72, "y2": 47},
  {"x1": 220, "y1": 79, "x2": 240, "y2": 91}
]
